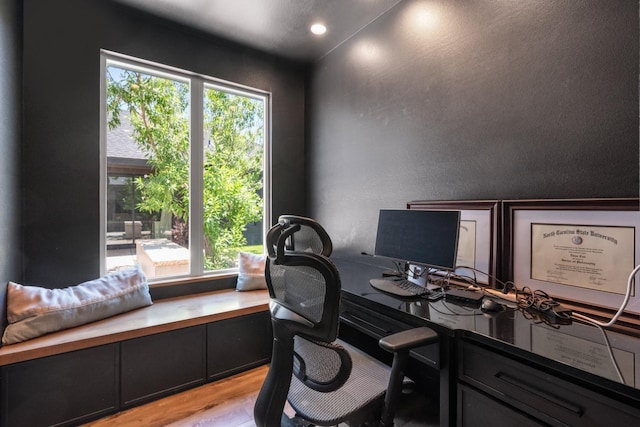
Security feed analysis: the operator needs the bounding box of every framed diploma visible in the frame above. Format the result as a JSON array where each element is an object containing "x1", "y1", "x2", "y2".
[
  {"x1": 504, "y1": 198, "x2": 640, "y2": 314},
  {"x1": 407, "y1": 200, "x2": 500, "y2": 286}
]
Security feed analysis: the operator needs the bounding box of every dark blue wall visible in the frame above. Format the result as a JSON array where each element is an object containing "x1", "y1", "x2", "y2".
[
  {"x1": 22, "y1": 0, "x2": 307, "y2": 286},
  {"x1": 307, "y1": 0, "x2": 639, "y2": 254}
]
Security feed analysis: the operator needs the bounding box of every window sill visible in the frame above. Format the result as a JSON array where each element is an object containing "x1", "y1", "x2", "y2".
[{"x1": 148, "y1": 270, "x2": 240, "y2": 300}]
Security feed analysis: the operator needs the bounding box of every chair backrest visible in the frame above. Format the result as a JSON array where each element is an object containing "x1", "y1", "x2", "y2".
[
  {"x1": 255, "y1": 215, "x2": 345, "y2": 427},
  {"x1": 265, "y1": 215, "x2": 340, "y2": 342}
]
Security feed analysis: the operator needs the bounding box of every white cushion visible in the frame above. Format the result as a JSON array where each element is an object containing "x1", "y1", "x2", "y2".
[
  {"x1": 2, "y1": 267, "x2": 152, "y2": 345},
  {"x1": 236, "y1": 252, "x2": 267, "y2": 291}
]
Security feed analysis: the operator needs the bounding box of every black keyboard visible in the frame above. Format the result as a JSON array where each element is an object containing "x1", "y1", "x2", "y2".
[{"x1": 369, "y1": 278, "x2": 433, "y2": 297}]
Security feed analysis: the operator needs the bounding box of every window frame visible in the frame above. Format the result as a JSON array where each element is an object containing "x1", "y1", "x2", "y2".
[{"x1": 99, "y1": 50, "x2": 271, "y2": 283}]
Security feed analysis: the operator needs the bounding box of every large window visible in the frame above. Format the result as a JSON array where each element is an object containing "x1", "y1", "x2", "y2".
[{"x1": 100, "y1": 52, "x2": 270, "y2": 280}]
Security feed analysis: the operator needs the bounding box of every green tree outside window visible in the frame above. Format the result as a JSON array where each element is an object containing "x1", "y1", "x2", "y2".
[{"x1": 107, "y1": 67, "x2": 264, "y2": 270}]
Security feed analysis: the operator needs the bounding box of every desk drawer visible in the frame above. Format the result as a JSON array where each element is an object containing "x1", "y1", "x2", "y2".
[
  {"x1": 340, "y1": 299, "x2": 439, "y2": 367},
  {"x1": 458, "y1": 383, "x2": 543, "y2": 427},
  {"x1": 459, "y1": 341, "x2": 640, "y2": 426}
]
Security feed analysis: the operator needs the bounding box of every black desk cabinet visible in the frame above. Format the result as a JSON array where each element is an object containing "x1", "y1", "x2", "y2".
[
  {"x1": 333, "y1": 256, "x2": 640, "y2": 427},
  {"x1": 458, "y1": 337, "x2": 640, "y2": 427}
]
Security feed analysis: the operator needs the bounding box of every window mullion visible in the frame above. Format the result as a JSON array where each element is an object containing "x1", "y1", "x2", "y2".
[{"x1": 190, "y1": 78, "x2": 204, "y2": 275}]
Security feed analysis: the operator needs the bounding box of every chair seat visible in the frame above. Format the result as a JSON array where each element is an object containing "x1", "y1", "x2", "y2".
[{"x1": 287, "y1": 340, "x2": 390, "y2": 426}]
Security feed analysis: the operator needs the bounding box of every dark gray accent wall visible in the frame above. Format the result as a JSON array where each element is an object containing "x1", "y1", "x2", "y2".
[
  {"x1": 307, "y1": 0, "x2": 639, "y2": 254},
  {"x1": 22, "y1": 0, "x2": 306, "y2": 286},
  {"x1": 0, "y1": 0, "x2": 22, "y2": 335}
]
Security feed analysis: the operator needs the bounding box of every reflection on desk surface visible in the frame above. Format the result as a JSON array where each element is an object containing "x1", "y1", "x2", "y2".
[
  {"x1": 426, "y1": 299, "x2": 481, "y2": 330},
  {"x1": 334, "y1": 254, "x2": 640, "y2": 390},
  {"x1": 522, "y1": 315, "x2": 637, "y2": 387}
]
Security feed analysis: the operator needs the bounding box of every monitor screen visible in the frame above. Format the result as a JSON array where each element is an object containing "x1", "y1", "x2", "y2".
[{"x1": 374, "y1": 209, "x2": 460, "y2": 271}]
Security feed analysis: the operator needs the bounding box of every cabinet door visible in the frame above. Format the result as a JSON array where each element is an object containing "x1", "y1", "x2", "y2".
[
  {"x1": 458, "y1": 384, "x2": 543, "y2": 427},
  {"x1": 121, "y1": 325, "x2": 206, "y2": 408},
  {"x1": 1, "y1": 344, "x2": 118, "y2": 427},
  {"x1": 207, "y1": 311, "x2": 272, "y2": 381}
]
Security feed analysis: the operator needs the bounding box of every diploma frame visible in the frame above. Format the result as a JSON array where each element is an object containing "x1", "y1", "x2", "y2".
[
  {"x1": 407, "y1": 200, "x2": 500, "y2": 287},
  {"x1": 503, "y1": 198, "x2": 640, "y2": 318}
]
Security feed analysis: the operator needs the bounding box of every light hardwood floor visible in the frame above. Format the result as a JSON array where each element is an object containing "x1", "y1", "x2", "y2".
[
  {"x1": 84, "y1": 365, "x2": 270, "y2": 427},
  {"x1": 84, "y1": 364, "x2": 438, "y2": 427}
]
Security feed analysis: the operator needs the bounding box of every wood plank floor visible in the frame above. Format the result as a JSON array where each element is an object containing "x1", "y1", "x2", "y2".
[{"x1": 84, "y1": 364, "x2": 439, "y2": 427}]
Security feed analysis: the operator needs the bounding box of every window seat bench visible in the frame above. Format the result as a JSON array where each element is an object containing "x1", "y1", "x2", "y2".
[
  {"x1": 0, "y1": 288, "x2": 270, "y2": 366},
  {"x1": 0, "y1": 288, "x2": 272, "y2": 427}
]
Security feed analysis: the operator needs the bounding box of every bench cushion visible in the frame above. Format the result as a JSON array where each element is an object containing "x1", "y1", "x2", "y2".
[{"x1": 2, "y1": 267, "x2": 152, "y2": 345}]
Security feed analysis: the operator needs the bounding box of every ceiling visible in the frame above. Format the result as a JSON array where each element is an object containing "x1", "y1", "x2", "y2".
[{"x1": 113, "y1": 0, "x2": 404, "y2": 62}]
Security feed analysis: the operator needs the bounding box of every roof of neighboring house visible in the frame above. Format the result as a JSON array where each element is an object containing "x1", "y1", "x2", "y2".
[
  {"x1": 107, "y1": 112, "x2": 149, "y2": 161},
  {"x1": 107, "y1": 112, "x2": 152, "y2": 175}
]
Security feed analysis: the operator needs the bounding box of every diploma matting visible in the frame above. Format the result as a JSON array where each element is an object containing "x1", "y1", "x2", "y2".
[
  {"x1": 531, "y1": 223, "x2": 635, "y2": 295},
  {"x1": 457, "y1": 220, "x2": 477, "y2": 270}
]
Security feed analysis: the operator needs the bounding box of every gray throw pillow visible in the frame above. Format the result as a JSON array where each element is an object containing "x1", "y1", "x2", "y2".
[
  {"x1": 2, "y1": 267, "x2": 152, "y2": 345},
  {"x1": 236, "y1": 252, "x2": 267, "y2": 291}
]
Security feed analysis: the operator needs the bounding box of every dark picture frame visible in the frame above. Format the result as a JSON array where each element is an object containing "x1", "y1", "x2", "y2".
[{"x1": 503, "y1": 198, "x2": 640, "y2": 318}]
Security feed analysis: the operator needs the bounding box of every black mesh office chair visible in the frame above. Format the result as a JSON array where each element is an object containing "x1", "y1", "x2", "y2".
[{"x1": 254, "y1": 215, "x2": 439, "y2": 427}]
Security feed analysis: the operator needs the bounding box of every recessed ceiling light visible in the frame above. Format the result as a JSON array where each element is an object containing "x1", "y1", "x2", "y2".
[{"x1": 310, "y1": 23, "x2": 327, "y2": 35}]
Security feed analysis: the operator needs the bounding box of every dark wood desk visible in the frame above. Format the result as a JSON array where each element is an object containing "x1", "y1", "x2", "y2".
[{"x1": 334, "y1": 255, "x2": 640, "y2": 427}]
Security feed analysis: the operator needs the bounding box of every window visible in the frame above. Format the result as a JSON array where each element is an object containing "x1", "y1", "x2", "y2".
[{"x1": 100, "y1": 52, "x2": 270, "y2": 280}]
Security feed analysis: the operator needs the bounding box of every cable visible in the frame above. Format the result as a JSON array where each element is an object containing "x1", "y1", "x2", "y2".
[
  {"x1": 451, "y1": 265, "x2": 516, "y2": 294},
  {"x1": 572, "y1": 264, "x2": 640, "y2": 328},
  {"x1": 394, "y1": 261, "x2": 640, "y2": 328},
  {"x1": 572, "y1": 315, "x2": 625, "y2": 384}
]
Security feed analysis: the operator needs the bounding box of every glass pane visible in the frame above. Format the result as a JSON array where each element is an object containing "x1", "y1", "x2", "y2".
[
  {"x1": 203, "y1": 86, "x2": 265, "y2": 270},
  {"x1": 105, "y1": 63, "x2": 190, "y2": 279}
]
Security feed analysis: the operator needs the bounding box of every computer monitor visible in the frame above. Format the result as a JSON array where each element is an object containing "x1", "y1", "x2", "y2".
[{"x1": 374, "y1": 209, "x2": 460, "y2": 272}]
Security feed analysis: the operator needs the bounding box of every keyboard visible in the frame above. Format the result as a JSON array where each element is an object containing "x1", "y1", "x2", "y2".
[{"x1": 369, "y1": 278, "x2": 434, "y2": 297}]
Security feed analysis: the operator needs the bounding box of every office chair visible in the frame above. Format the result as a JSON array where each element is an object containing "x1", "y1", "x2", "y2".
[{"x1": 254, "y1": 215, "x2": 439, "y2": 427}]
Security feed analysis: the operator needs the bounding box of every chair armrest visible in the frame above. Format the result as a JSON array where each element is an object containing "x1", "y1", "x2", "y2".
[
  {"x1": 378, "y1": 327, "x2": 438, "y2": 353},
  {"x1": 378, "y1": 326, "x2": 439, "y2": 426}
]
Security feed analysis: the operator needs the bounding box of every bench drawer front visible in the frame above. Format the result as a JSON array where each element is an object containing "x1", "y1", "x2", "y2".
[
  {"x1": 1, "y1": 344, "x2": 118, "y2": 427},
  {"x1": 121, "y1": 325, "x2": 206, "y2": 408},
  {"x1": 207, "y1": 311, "x2": 272, "y2": 381},
  {"x1": 459, "y1": 341, "x2": 640, "y2": 426}
]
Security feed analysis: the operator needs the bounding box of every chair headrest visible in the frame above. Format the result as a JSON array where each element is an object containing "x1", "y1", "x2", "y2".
[
  {"x1": 264, "y1": 215, "x2": 341, "y2": 342},
  {"x1": 267, "y1": 215, "x2": 333, "y2": 264}
]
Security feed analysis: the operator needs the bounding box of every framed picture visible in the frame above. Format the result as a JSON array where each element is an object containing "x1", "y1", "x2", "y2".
[
  {"x1": 503, "y1": 198, "x2": 640, "y2": 314},
  {"x1": 407, "y1": 200, "x2": 500, "y2": 286}
]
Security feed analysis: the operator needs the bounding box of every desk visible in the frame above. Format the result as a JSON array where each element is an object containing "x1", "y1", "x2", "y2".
[{"x1": 334, "y1": 255, "x2": 640, "y2": 427}]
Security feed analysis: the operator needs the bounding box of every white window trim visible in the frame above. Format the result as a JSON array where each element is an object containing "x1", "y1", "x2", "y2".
[{"x1": 99, "y1": 50, "x2": 272, "y2": 283}]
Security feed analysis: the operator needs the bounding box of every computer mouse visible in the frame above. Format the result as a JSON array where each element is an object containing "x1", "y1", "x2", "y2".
[{"x1": 481, "y1": 298, "x2": 504, "y2": 312}]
